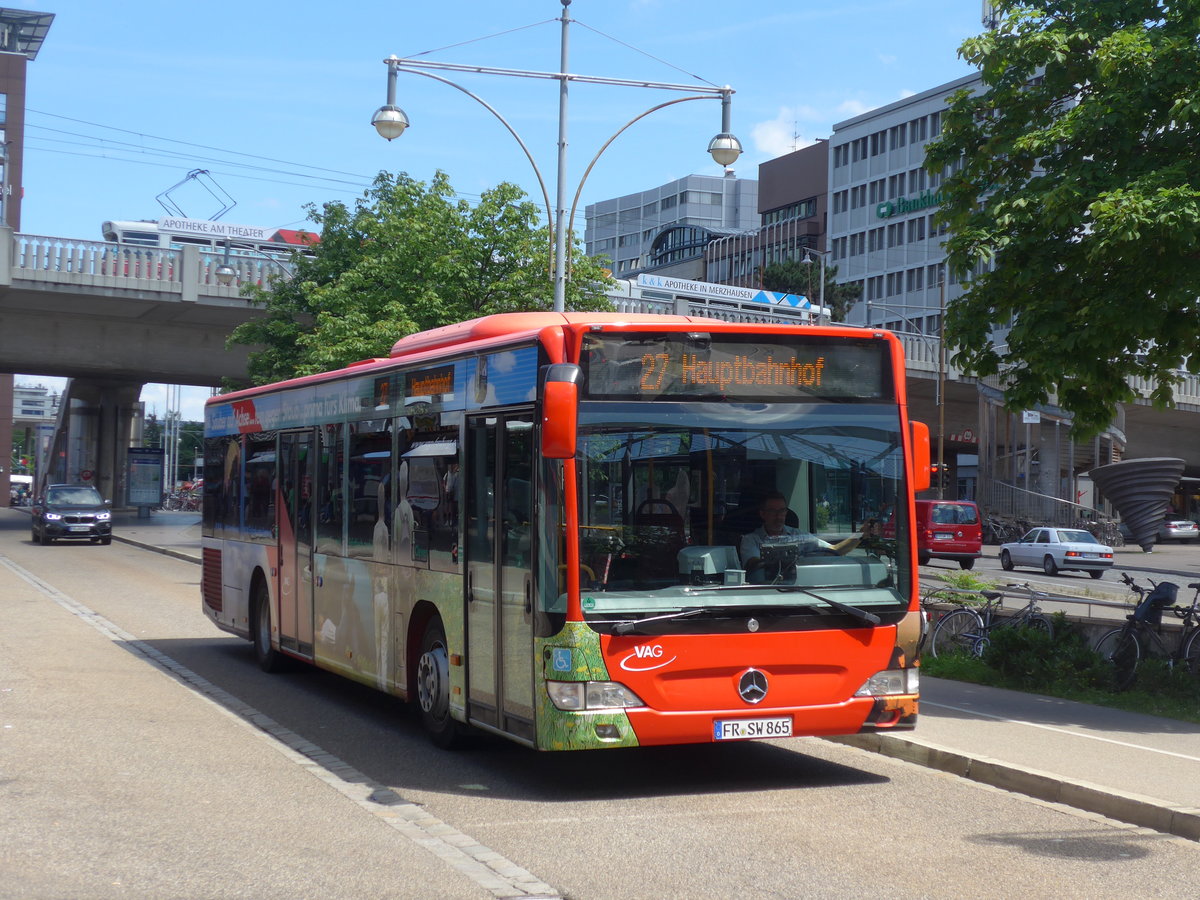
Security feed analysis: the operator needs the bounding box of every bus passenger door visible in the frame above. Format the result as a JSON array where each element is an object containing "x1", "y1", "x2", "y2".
[
  {"x1": 278, "y1": 431, "x2": 315, "y2": 658},
  {"x1": 465, "y1": 413, "x2": 535, "y2": 742}
]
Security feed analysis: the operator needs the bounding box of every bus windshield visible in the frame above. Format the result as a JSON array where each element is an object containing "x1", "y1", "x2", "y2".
[{"x1": 573, "y1": 401, "x2": 911, "y2": 633}]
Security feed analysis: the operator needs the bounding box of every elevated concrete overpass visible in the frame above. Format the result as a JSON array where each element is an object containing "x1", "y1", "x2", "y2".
[
  {"x1": 0, "y1": 226, "x2": 273, "y2": 384},
  {"x1": 0, "y1": 225, "x2": 276, "y2": 504}
]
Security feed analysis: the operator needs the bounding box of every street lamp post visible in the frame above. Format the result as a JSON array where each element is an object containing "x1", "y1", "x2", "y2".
[{"x1": 371, "y1": 0, "x2": 742, "y2": 313}]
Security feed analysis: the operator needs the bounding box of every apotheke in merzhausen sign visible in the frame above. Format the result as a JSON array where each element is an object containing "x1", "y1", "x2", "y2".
[{"x1": 875, "y1": 189, "x2": 945, "y2": 219}]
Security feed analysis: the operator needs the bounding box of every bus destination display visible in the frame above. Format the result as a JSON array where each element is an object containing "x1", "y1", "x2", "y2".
[{"x1": 581, "y1": 333, "x2": 892, "y2": 401}]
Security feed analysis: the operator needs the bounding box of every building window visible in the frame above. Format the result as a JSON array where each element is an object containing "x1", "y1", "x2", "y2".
[
  {"x1": 832, "y1": 190, "x2": 848, "y2": 214},
  {"x1": 889, "y1": 123, "x2": 907, "y2": 150},
  {"x1": 762, "y1": 198, "x2": 816, "y2": 226},
  {"x1": 833, "y1": 144, "x2": 849, "y2": 168},
  {"x1": 868, "y1": 227, "x2": 885, "y2": 252},
  {"x1": 650, "y1": 224, "x2": 712, "y2": 267}
]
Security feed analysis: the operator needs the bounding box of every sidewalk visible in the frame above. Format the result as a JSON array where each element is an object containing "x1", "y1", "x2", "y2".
[
  {"x1": 835, "y1": 678, "x2": 1200, "y2": 841},
  {"x1": 108, "y1": 508, "x2": 1200, "y2": 842},
  {"x1": 110, "y1": 508, "x2": 202, "y2": 562}
]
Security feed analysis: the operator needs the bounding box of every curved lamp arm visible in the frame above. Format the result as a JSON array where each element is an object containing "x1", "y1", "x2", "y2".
[
  {"x1": 377, "y1": 60, "x2": 555, "y2": 271},
  {"x1": 565, "y1": 94, "x2": 721, "y2": 277}
]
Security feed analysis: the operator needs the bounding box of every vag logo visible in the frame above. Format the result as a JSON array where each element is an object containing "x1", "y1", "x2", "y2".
[{"x1": 619, "y1": 643, "x2": 676, "y2": 672}]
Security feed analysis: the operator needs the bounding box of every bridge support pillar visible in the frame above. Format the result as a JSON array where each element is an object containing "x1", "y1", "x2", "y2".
[{"x1": 48, "y1": 379, "x2": 145, "y2": 506}]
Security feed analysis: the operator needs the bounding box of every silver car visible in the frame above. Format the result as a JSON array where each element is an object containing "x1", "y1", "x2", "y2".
[
  {"x1": 999, "y1": 527, "x2": 1114, "y2": 579},
  {"x1": 1158, "y1": 518, "x2": 1199, "y2": 543}
]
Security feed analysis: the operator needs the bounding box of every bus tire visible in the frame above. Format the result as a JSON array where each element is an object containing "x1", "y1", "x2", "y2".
[
  {"x1": 252, "y1": 579, "x2": 284, "y2": 673},
  {"x1": 417, "y1": 617, "x2": 461, "y2": 749}
]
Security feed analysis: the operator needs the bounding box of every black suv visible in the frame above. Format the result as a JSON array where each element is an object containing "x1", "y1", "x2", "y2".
[{"x1": 31, "y1": 484, "x2": 113, "y2": 545}]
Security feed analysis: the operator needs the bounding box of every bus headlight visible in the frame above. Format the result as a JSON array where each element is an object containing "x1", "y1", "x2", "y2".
[
  {"x1": 546, "y1": 680, "x2": 645, "y2": 711},
  {"x1": 854, "y1": 668, "x2": 919, "y2": 697}
]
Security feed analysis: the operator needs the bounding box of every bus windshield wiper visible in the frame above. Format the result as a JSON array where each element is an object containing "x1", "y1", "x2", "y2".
[
  {"x1": 772, "y1": 586, "x2": 881, "y2": 625},
  {"x1": 610, "y1": 607, "x2": 705, "y2": 635}
]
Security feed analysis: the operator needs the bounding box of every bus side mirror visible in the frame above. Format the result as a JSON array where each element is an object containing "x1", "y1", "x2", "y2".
[
  {"x1": 910, "y1": 420, "x2": 931, "y2": 492},
  {"x1": 541, "y1": 364, "x2": 581, "y2": 459}
]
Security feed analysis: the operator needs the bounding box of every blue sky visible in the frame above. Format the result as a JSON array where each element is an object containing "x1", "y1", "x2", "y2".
[{"x1": 14, "y1": 0, "x2": 988, "y2": 417}]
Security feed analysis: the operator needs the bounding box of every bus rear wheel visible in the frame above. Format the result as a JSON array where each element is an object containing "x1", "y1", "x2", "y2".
[
  {"x1": 252, "y1": 581, "x2": 283, "y2": 673},
  {"x1": 417, "y1": 617, "x2": 461, "y2": 749}
]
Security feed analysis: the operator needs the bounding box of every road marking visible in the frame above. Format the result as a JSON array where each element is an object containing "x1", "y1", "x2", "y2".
[
  {"x1": 0, "y1": 554, "x2": 561, "y2": 900},
  {"x1": 925, "y1": 700, "x2": 1200, "y2": 763}
]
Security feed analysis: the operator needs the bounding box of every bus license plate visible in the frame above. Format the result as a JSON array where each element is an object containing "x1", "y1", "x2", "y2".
[{"x1": 713, "y1": 716, "x2": 792, "y2": 741}]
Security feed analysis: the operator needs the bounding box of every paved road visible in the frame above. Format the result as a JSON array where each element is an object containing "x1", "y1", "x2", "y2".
[{"x1": 100, "y1": 509, "x2": 1200, "y2": 840}]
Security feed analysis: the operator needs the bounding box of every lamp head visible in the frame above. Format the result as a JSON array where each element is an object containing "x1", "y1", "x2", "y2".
[
  {"x1": 707, "y1": 132, "x2": 742, "y2": 167},
  {"x1": 372, "y1": 104, "x2": 410, "y2": 141},
  {"x1": 214, "y1": 264, "x2": 237, "y2": 286}
]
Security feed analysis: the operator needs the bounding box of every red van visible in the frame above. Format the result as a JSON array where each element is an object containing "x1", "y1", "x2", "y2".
[{"x1": 914, "y1": 500, "x2": 983, "y2": 569}]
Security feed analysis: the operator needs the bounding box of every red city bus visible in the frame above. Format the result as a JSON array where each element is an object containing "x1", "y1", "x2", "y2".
[{"x1": 201, "y1": 312, "x2": 930, "y2": 750}]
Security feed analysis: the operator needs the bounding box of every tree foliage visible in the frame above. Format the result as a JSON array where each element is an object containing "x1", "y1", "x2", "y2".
[
  {"x1": 925, "y1": 0, "x2": 1200, "y2": 437},
  {"x1": 759, "y1": 258, "x2": 861, "y2": 321},
  {"x1": 227, "y1": 171, "x2": 613, "y2": 386}
]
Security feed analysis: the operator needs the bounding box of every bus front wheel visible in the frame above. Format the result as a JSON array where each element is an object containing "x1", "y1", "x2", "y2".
[{"x1": 417, "y1": 617, "x2": 461, "y2": 749}]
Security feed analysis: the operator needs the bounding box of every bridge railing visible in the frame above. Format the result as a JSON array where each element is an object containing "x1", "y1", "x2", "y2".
[
  {"x1": 8, "y1": 232, "x2": 292, "y2": 298},
  {"x1": 14, "y1": 234, "x2": 181, "y2": 286}
]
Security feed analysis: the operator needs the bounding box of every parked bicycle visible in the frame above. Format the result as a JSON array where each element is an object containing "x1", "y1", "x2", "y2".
[
  {"x1": 1082, "y1": 518, "x2": 1125, "y2": 548},
  {"x1": 1094, "y1": 572, "x2": 1200, "y2": 691},
  {"x1": 928, "y1": 583, "x2": 1054, "y2": 658}
]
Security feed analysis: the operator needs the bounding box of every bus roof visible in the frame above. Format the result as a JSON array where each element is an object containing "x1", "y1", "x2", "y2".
[{"x1": 388, "y1": 311, "x2": 727, "y2": 359}]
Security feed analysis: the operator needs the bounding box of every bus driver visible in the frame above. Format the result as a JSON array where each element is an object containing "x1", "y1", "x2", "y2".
[{"x1": 740, "y1": 492, "x2": 878, "y2": 583}]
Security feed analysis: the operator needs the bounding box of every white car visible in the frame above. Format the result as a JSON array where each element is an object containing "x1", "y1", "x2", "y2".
[{"x1": 999, "y1": 527, "x2": 1114, "y2": 579}]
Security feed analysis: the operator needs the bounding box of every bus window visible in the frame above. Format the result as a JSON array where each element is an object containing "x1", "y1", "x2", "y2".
[
  {"x1": 244, "y1": 434, "x2": 276, "y2": 541},
  {"x1": 316, "y1": 424, "x2": 344, "y2": 555},
  {"x1": 347, "y1": 420, "x2": 392, "y2": 561},
  {"x1": 399, "y1": 423, "x2": 459, "y2": 571}
]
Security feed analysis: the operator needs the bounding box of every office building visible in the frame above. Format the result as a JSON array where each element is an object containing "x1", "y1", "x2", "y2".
[{"x1": 584, "y1": 173, "x2": 758, "y2": 281}]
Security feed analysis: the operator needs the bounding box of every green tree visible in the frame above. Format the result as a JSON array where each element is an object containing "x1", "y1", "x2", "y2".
[
  {"x1": 227, "y1": 171, "x2": 613, "y2": 385},
  {"x1": 925, "y1": 0, "x2": 1200, "y2": 437},
  {"x1": 758, "y1": 258, "x2": 861, "y2": 321}
]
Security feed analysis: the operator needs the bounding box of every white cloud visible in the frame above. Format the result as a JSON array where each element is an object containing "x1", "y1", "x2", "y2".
[
  {"x1": 750, "y1": 106, "x2": 823, "y2": 158},
  {"x1": 836, "y1": 99, "x2": 872, "y2": 118},
  {"x1": 879, "y1": 54, "x2": 898, "y2": 65}
]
